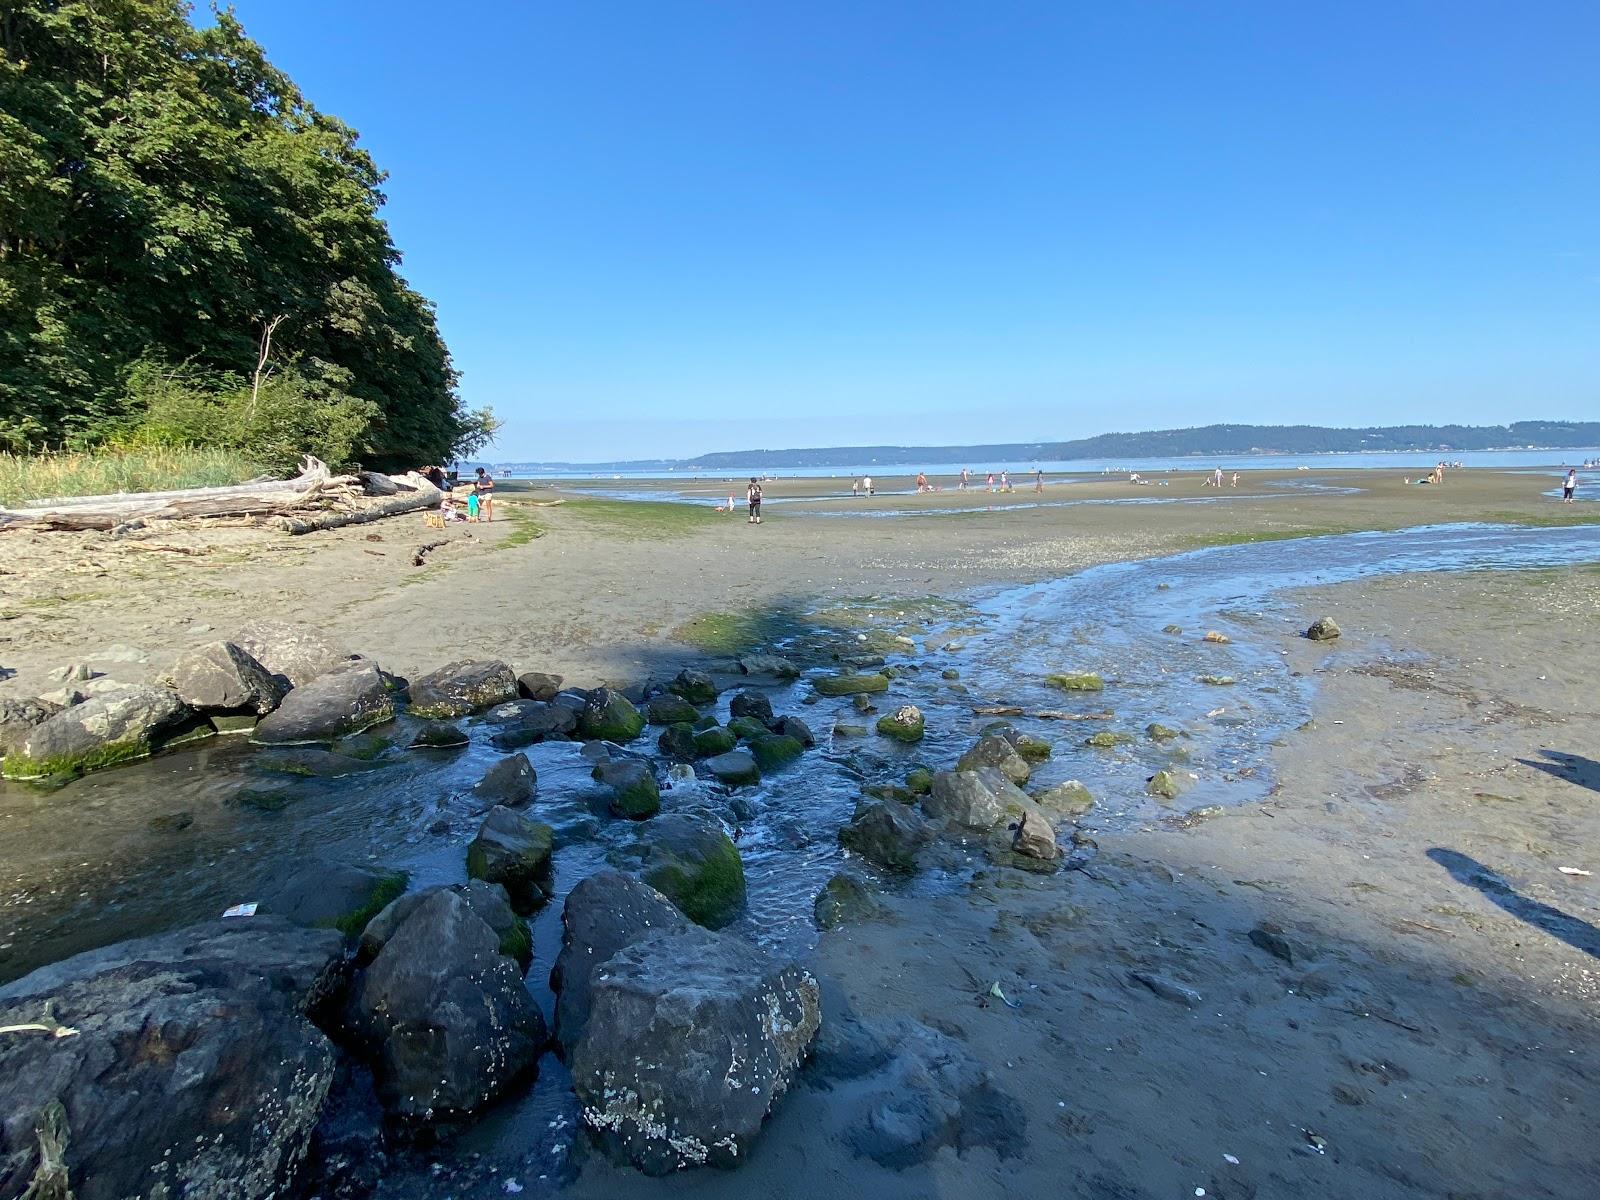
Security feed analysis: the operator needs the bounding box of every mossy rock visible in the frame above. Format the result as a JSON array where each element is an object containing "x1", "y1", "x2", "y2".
[
  {"x1": 703, "y1": 749, "x2": 761, "y2": 787},
  {"x1": 814, "y1": 873, "x2": 880, "y2": 930},
  {"x1": 1197, "y1": 675, "x2": 1236, "y2": 686},
  {"x1": 645, "y1": 693, "x2": 701, "y2": 726},
  {"x1": 658, "y1": 722, "x2": 699, "y2": 760},
  {"x1": 1045, "y1": 672, "x2": 1105, "y2": 692},
  {"x1": 410, "y1": 720, "x2": 469, "y2": 749},
  {"x1": 832, "y1": 723, "x2": 869, "y2": 738},
  {"x1": 333, "y1": 869, "x2": 409, "y2": 938},
  {"x1": 851, "y1": 694, "x2": 876, "y2": 713},
  {"x1": 593, "y1": 759, "x2": 662, "y2": 819},
  {"x1": 208, "y1": 713, "x2": 259, "y2": 736},
  {"x1": 1033, "y1": 780, "x2": 1095, "y2": 817},
  {"x1": 577, "y1": 689, "x2": 646, "y2": 742},
  {"x1": 1146, "y1": 723, "x2": 1182, "y2": 742},
  {"x1": 692, "y1": 714, "x2": 720, "y2": 732},
  {"x1": 635, "y1": 816, "x2": 748, "y2": 928},
  {"x1": 864, "y1": 782, "x2": 918, "y2": 805},
  {"x1": 229, "y1": 786, "x2": 297, "y2": 813},
  {"x1": 1084, "y1": 730, "x2": 1135, "y2": 749},
  {"x1": 1162, "y1": 624, "x2": 1183, "y2": 635},
  {"x1": 727, "y1": 715, "x2": 769, "y2": 742},
  {"x1": 905, "y1": 766, "x2": 934, "y2": 795},
  {"x1": 941, "y1": 668, "x2": 961, "y2": 681},
  {"x1": 813, "y1": 673, "x2": 891, "y2": 697},
  {"x1": 0, "y1": 738, "x2": 151, "y2": 781},
  {"x1": 749, "y1": 733, "x2": 804, "y2": 772},
  {"x1": 498, "y1": 915, "x2": 533, "y2": 966},
  {"x1": 668, "y1": 669, "x2": 720, "y2": 705},
  {"x1": 466, "y1": 807, "x2": 556, "y2": 912},
  {"x1": 1010, "y1": 733, "x2": 1052, "y2": 761},
  {"x1": 337, "y1": 731, "x2": 393, "y2": 761},
  {"x1": 694, "y1": 726, "x2": 738, "y2": 757},
  {"x1": 875, "y1": 705, "x2": 925, "y2": 743},
  {"x1": 1147, "y1": 769, "x2": 1184, "y2": 800}
]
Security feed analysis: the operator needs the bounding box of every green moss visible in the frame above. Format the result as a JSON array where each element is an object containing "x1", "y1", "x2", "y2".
[
  {"x1": 672, "y1": 609, "x2": 795, "y2": 655},
  {"x1": 1084, "y1": 731, "x2": 1135, "y2": 749},
  {"x1": 694, "y1": 727, "x2": 738, "y2": 756},
  {"x1": 645, "y1": 837, "x2": 747, "y2": 929},
  {"x1": 813, "y1": 673, "x2": 890, "y2": 697},
  {"x1": 875, "y1": 712, "x2": 925, "y2": 743},
  {"x1": 496, "y1": 507, "x2": 547, "y2": 549},
  {"x1": 905, "y1": 766, "x2": 933, "y2": 794},
  {"x1": 1046, "y1": 672, "x2": 1104, "y2": 692},
  {"x1": 498, "y1": 916, "x2": 534, "y2": 966},
  {"x1": 566, "y1": 496, "x2": 719, "y2": 538},
  {"x1": 330, "y1": 870, "x2": 409, "y2": 938},
  {"x1": 0, "y1": 738, "x2": 151, "y2": 781},
  {"x1": 727, "y1": 715, "x2": 769, "y2": 742},
  {"x1": 749, "y1": 733, "x2": 804, "y2": 771}
]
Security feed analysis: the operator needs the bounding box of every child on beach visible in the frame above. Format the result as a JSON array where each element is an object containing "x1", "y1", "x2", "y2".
[
  {"x1": 466, "y1": 488, "x2": 481, "y2": 521},
  {"x1": 747, "y1": 477, "x2": 763, "y2": 524},
  {"x1": 1563, "y1": 469, "x2": 1578, "y2": 502}
]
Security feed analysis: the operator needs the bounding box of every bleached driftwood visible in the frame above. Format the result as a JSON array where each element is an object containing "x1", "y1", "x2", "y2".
[
  {"x1": 272, "y1": 479, "x2": 439, "y2": 534},
  {"x1": 21, "y1": 456, "x2": 332, "y2": 510}
]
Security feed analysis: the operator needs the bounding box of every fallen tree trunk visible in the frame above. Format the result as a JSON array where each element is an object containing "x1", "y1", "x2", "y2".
[
  {"x1": 20, "y1": 456, "x2": 331, "y2": 510},
  {"x1": 272, "y1": 484, "x2": 439, "y2": 534}
]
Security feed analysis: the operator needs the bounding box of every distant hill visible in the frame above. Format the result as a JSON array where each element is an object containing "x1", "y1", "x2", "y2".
[{"x1": 505, "y1": 421, "x2": 1600, "y2": 472}]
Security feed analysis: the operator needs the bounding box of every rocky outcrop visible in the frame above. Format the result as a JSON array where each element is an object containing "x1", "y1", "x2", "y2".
[
  {"x1": 549, "y1": 870, "x2": 688, "y2": 1053},
  {"x1": 570, "y1": 923, "x2": 820, "y2": 1174},
  {"x1": 925, "y1": 767, "x2": 1034, "y2": 829},
  {"x1": 517, "y1": 671, "x2": 564, "y2": 701},
  {"x1": 667, "y1": 669, "x2": 720, "y2": 705},
  {"x1": 0, "y1": 919, "x2": 345, "y2": 1200},
  {"x1": 253, "y1": 661, "x2": 392, "y2": 745},
  {"x1": 490, "y1": 701, "x2": 578, "y2": 749},
  {"x1": 263, "y1": 862, "x2": 407, "y2": 938},
  {"x1": 875, "y1": 705, "x2": 925, "y2": 743},
  {"x1": 466, "y1": 806, "x2": 555, "y2": 912},
  {"x1": 473, "y1": 752, "x2": 537, "y2": 806},
  {"x1": 0, "y1": 698, "x2": 61, "y2": 759},
  {"x1": 348, "y1": 889, "x2": 546, "y2": 1120},
  {"x1": 2, "y1": 684, "x2": 188, "y2": 779},
  {"x1": 813, "y1": 673, "x2": 890, "y2": 697},
  {"x1": 625, "y1": 814, "x2": 746, "y2": 928},
  {"x1": 955, "y1": 735, "x2": 1031, "y2": 784},
  {"x1": 839, "y1": 800, "x2": 935, "y2": 871},
  {"x1": 233, "y1": 620, "x2": 354, "y2": 688},
  {"x1": 168, "y1": 641, "x2": 285, "y2": 715},
  {"x1": 359, "y1": 880, "x2": 530, "y2": 969},
  {"x1": 407, "y1": 659, "x2": 518, "y2": 718},
  {"x1": 577, "y1": 688, "x2": 646, "y2": 743},
  {"x1": 593, "y1": 758, "x2": 661, "y2": 819}
]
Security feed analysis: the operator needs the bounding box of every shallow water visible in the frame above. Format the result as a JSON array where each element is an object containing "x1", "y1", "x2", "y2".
[{"x1": 3, "y1": 521, "x2": 1600, "y2": 1192}]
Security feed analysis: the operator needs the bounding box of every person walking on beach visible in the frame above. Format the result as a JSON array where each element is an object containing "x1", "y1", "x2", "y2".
[
  {"x1": 747, "y1": 477, "x2": 763, "y2": 524},
  {"x1": 1563, "y1": 468, "x2": 1578, "y2": 503},
  {"x1": 1034, "y1": 469, "x2": 1044, "y2": 493},
  {"x1": 474, "y1": 467, "x2": 495, "y2": 521},
  {"x1": 1231, "y1": 472, "x2": 1239, "y2": 488},
  {"x1": 916, "y1": 471, "x2": 929, "y2": 493},
  {"x1": 863, "y1": 475, "x2": 874, "y2": 496},
  {"x1": 852, "y1": 478, "x2": 860, "y2": 497},
  {"x1": 986, "y1": 472, "x2": 995, "y2": 492},
  {"x1": 960, "y1": 468, "x2": 970, "y2": 490}
]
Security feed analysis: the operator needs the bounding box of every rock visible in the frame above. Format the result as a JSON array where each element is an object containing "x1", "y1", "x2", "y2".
[
  {"x1": 656, "y1": 721, "x2": 699, "y2": 760},
  {"x1": 517, "y1": 670, "x2": 564, "y2": 701},
  {"x1": 1005, "y1": 731, "x2": 1052, "y2": 761},
  {"x1": 1162, "y1": 623, "x2": 1183, "y2": 635},
  {"x1": 570, "y1": 923, "x2": 820, "y2": 1174},
  {"x1": 808, "y1": 1015, "x2": 1025, "y2": 1168},
  {"x1": 593, "y1": 758, "x2": 662, "y2": 819},
  {"x1": 1032, "y1": 779, "x2": 1095, "y2": 817},
  {"x1": 627, "y1": 814, "x2": 747, "y2": 928},
  {"x1": 851, "y1": 693, "x2": 876, "y2": 713},
  {"x1": 466, "y1": 805, "x2": 555, "y2": 912},
  {"x1": 956, "y1": 735, "x2": 1031, "y2": 784},
  {"x1": 410, "y1": 720, "x2": 468, "y2": 749},
  {"x1": 1247, "y1": 924, "x2": 1297, "y2": 966},
  {"x1": 668, "y1": 668, "x2": 720, "y2": 705},
  {"x1": 737, "y1": 654, "x2": 800, "y2": 679},
  {"x1": 209, "y1": 713, "x2": 258, "y2": 736},
  {"x1": 359, "y1": 880, "x2": 530, "y2": 968},
  {"x1": 814, "y1": 872, "x2": 881, "y2": 929},
  {"x1": 839, "y1": 800, "x2": 936, "y2": 870},
  {"x1": 577, "y1": 687, "x2": 646, "y2": 743},
  {"x1": 0, "y1": 697, "x2": 62, "y2": 759},
  {"x1": 550, "y1": 870, "x2": 689, "y2": 1053},
  {"x1": 1146, "y1": 769, "x2": 1185, "y2": 800},
  {"x1": 2, "y1": 684, "x2": 188, "y2": 779},
  {"x1": 474, "y1": 752, "x2": 537, "y2": 806},
  {"x1": 407, "y1": 659, "x2": 518, "y2": 718},
  {"x1": 725, "y1": 714, "x2": 768, "y2": 742},
  {"x1": 263, "y1": 861, "x2": 408, "y2": 938},
  {"x1": 925, "y1": 767, "x2": 1037, "y2": 830},
  {"x1": 1011, "y1": 809, "x2": 1060, "y2": 861},
  {"x1": 941, "y1": 668, "x2": 960, "y2": 680},
  {"x1": 350, "y1": 889, "x2": 546, "y2": 1120},
  {"x1": 875, "y1": 705, "x2": 926, "y2": 743},
  {"x1": 1197, "y1": 674, "x2": 1236, "y2": 686},
  {"x1": 748, "y1": 734, "x2": 804, "y2": 772},
  {"x1": 645, "y1": 693, "x2": 700, "y2": 725},
  {"x1": 1203, "y1": 630, "x2": 1232, "y2": 643},
  {"x1": 905, "y1": 766, "x2": 933, "y2": 794},
  {"x1": 703, "y1": 748, "x2": 761, "y2": 787},
  {"x1": 1045, "y1": 671, "x2": 1104, "y2": 691},
  {"x1": 727, "y1": 689, "x2": 774, "y2": 723},
  {"x1": 233, "y1": 620, "x2": 354, "y2": 688},
  {"x1": 0, "y1": 919, "x2": 344, "y2": 1200},
  {"x1": 693, "y1": 726, "x2": 738, "y2": 757},
  {"x1": 254, "y1": 746, "x2": 376, "y2": 778},
  {"x1": 770, "y1": 714, "x2": 815, "y2": 746},
  {"x1": 148, "y1": 810, "x2": 194, "y2": 833},
  {"x1": 1084, "y1": 730, "x2": 1135, "y2": 748},
  {"x1": 167, "y1": 640, "x2": 285, "y2": 715},
  {"x1": 1129, "y1": 970, "x2": 1201, "y2": 1007},
  {"x1": 490, "y1": 701, "x2": 578, "y2": 749},
  {"x1": 813, "y1": 673, "x2": 890, "y2": 697},
  {"x1": 1146, "y1": 722, "x2": 1182, "y2": 741},
  {"x1": 253, "y1": 661, "x2": 392, "y2": 746},
  {"x1": 832, "y1": 722, "x2": 869, "y2": 738},
  {"x1": 1306, "y1": 616, "x2": 1342, "y2": 641}
]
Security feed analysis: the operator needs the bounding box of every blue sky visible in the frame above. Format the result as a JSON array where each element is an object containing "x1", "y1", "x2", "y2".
[{"x1": 224, "y1": 2, "x2": 1599, "y2": 462}]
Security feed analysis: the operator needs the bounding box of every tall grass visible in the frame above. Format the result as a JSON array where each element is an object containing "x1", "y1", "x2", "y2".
[{"x1": 0, "y1": 447, "x2": 265, "y2": 507}]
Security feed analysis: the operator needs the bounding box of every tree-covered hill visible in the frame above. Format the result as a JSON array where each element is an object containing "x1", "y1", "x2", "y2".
[{"x1": 0, "y1": 0, "x2": 490, "y2": 470}]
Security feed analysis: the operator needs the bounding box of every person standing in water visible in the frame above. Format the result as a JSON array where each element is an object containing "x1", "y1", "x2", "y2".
[
  {"x1": 960, "y1": 468, "x2": 971, "y2": 490},
  {"x1": 474, "y1": 467, "x2": 495, "y2": 522},
  {"x1": 1563, "y1": 468, "x2": 1578, "y2": 502},
  {"x1": 747, "y1": 477, "x2": 763, "y2": 524},
  {"x1": 863, "y1": 475, "x2": 874, "y2": 496}
]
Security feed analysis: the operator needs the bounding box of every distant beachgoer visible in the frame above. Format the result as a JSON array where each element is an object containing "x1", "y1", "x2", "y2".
[
  {"x1": 1231, "y1": 472, "x2": 1239, "y2": 488},
  {"x1": 960, "y1": 468, "x2": 971, "y2": 490},
  {"x1": 1563, "y1": 468, "x2": 1578, "y2": 502},
  {"x1": 1034, "y1": 469, "x2": 1044, "y2": 493},
  {"x1": 863, "y1": 475, "x2": 874, "y2": 496},
  {"x1": 1212, "y1": 467, "x2": 1224, "y2": 488},
  {"x1": 475, "y1": 467, "x2": 495, "y2": 521},
  {"x1": 747, "y1": 477, "x2": 763, "y2": 524},
  {"x1": 916, "y1": 472, "x2": 929, "y2": 492},
  {"x1": 986, "y1": 472, "x2": 995, "y2": 492},
  {"x1": 852, "y1": 478, "x2": 860, "y2": 497},
  {"x1": 999, "y1": 471, "x2": 1011, "y2": 493}
]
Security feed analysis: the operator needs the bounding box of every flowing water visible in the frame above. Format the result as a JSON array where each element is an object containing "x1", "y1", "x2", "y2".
[{"x1": 3, "y1": 521, "x2": 1599, "y2": 1192}]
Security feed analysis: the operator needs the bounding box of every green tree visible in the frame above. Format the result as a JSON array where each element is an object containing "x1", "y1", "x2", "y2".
[{"x1": 0, "y1": 0, "x2": 491, "y2": 469}]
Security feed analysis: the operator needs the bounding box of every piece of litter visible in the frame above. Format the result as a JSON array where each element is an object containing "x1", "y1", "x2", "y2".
[
  {"x1": 1195, "y1": 1190, "x2": 1206, "y2": 1197},
  {"x1": 1303, "y1": 1129, "x2": 1327, "y2": 1154},
  {"x1": 1223, "y1": 1154, "x2": 1240, "y2": 1165},
  {"x1": 987, "y1": 982, "x2": 1021, "y2": 1009},
  {"x1": 503, "y1": 1180, "x2": 523, "y2": 1195},
  {"x1": 1558, "y1": 867, "x2": 1592, "y2": 876},
  {"x1": 1205, "y1": 708, "x2": 1225, "y2": 718},
  {"x1": 221, "y1": 902, "x2": 258, "y2": 919}
]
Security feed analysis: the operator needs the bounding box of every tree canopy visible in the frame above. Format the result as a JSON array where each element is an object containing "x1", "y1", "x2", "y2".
[{"x1": 0, "y1": 0, "x2": 491, "y2": 470}]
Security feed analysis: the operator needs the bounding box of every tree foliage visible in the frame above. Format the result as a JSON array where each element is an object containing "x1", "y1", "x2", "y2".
[{"x1": 0, "y1": 0, "x2": 491, "y2": 469}]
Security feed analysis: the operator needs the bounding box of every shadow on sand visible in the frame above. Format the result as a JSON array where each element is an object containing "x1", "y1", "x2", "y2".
[
  {"x1": 1517, "y1": 749, "x2": 1600, "y2": 795},
  {"x1": 1427, "y1": 847, "x2": 1600, "y2": 960}
]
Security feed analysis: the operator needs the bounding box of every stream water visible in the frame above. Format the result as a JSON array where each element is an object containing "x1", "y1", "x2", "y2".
[{"x1": 3, "y1": 521, "x2": 1599, "y2": 1193}]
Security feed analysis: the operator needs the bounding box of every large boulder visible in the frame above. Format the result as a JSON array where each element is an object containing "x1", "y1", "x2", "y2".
[
  {"x1": 262, "y1": 862, "x2": 408, "y2": 938},
  {"x1": 407, "y1": 659, "x2": 518, "y2": 718},
  {"x1": 592, "y1": 758, "x2": 661, "y2": 819},
  {"x1": 625, "y1": 814, "x2": 747, "y2": 929},
  {"x1": 727, "y1": 689, "x2": 774, "y2": 724},
  {"x1": 473, "y1": 752, "x2": 537, "y2": 806},
  {"x1": 0, "y1": 919, "x2": 344, "y2": 1200},
  {"x1": 349, "y1": 889, "x2": 546, "y2": 1120},
  {"x1": 1011, "y1": 809, "x2": 1060, "y2": 861},
  {"x1": 748, "y1": 734, "x2": 804, "y2": 772},
  {"x1": 770, "y1": 714, "x2": 815, "y2": 746},
  {"x1": 577, "y1": 688, "x2": 645, "y2": 743},
  {"x1": 167, "y1": 641, "x2": 285, "y2": 716},
  {"x1": 358, "y1": 881, "x2": 530, "y2": 969},
  {"x1": 2, "y1": 684, "x2": 188, "y2": 780},
  {"x1": 253, "y1": 661, "x2": 392, "y2": 745},
  {"x1": 0, "y1": 698, "x2": 61, "y2": 760},
  {"x1": 549, "y1": 870, "x2": 689, "y2": 1053},
  {"x1": 490, "y1": 701, "x2": 578, "y2": 749},
  {"x1": 570, "y1": 923, "x2": 820, "y2": 1174},
  {"x1": 644, "y1": 693, "x2": 700, "y2": 726},
  {"x1": 875, "y1": 705, "x2": 925, "y2": 743},
  {"x1": 233, "y1": 620, "x2": 354, "y2": 688},
  {"x1": 466, "y1": 806, "x2": 555, "y2": 912},
  {"x1": 1032, "y1": 779, "x2": 1096, "y2": 817},
  {"x1": 925, "y1": 767, "x2": 1037, "y2": 830},
  {"x1": 955, "y1": 735, "x2": 1031, "y2": 784},
  {"x1": 667, "y1": 669, "x2": 719, "y2": 705},
  {"x1": 813, "y1": 673, "x2": 889, "y2": 697},
  {"x1": 839, "y1": 800, "x2": 935, "y2": 871},
  {"x1": 517, "y1": 671, "x2": 564, "y2": 701},
  {"x1": 702, "y1": 748, "x2": 761, "y2": 786}
]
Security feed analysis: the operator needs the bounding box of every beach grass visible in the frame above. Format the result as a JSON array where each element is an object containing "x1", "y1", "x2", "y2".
[
  {"x1": 0, "y1": 446, "x2": 263, "y2": 507},
  {"x1": 563, "y1": 496, "x2": 719, "y2": 538}
]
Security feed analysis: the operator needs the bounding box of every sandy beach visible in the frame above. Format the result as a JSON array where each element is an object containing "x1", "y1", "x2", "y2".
[{"x1": 2, "y1": 469, "x2": 1597, "y2": 1200}]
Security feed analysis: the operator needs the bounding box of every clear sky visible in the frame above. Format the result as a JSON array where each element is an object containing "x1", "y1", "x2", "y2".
[{"x1": 222, "y1": 1, "x2": 1599, "y2": 462}]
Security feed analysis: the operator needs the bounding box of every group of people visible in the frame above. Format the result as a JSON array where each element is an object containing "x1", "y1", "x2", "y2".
[
  {"x1": 432, "y1": 465, "x2": 495, "y2": 523},
  {"x1": 1201, "y1": 468, "x2": 1241, "y2": 488}
]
